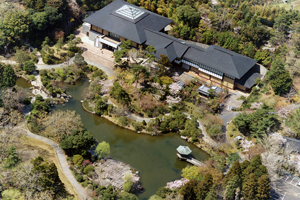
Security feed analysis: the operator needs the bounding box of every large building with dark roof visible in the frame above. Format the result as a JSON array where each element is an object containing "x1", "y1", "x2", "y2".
[{"x1": 82, "y1": 0, "x2": 264, "y2": 91}]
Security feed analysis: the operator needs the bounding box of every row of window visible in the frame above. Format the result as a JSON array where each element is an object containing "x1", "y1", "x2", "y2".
[{"x1": 183, "y1": 58, "x2": 223, "y2": 76}]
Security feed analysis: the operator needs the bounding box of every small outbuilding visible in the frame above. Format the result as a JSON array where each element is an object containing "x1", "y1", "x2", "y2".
[
  {"x1": 176, "y1": 145, "x2": 192, "y2": 155},
  {"x1": 197, "y1": 85, "x2": 222, "y2": 96}
]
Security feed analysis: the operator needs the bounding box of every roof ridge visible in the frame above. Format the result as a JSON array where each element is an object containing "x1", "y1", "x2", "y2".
[
  {"x1": 143, "y1": 28, "x2": 191, "y2": 48},
  {"x1": 213, "y1": 47, "x2": 233, "y2": 56}
]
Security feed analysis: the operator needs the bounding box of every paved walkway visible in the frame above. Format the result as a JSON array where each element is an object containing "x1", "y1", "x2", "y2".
[
  {"x1": 0, "y1": 60, "x2": 17, "y2": 65},
  {"x1": 36, "y1": 57, "x2": 75, "y2": 70},
  {"x1": 17, "y1": 126, "x2": 89, "y2": 200}
]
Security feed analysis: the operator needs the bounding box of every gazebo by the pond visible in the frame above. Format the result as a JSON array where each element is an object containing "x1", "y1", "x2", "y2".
[
  {"x1": 176, "y1": 145, "x2": 192, "y2": 156},
  {"x1": 176, "y1": 145, "x2": 205, "y2": 167}
]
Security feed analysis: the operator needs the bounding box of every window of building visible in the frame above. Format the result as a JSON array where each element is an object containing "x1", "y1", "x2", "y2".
[{"x1": 109, "y1": 32, "x2": 120, "y2": 41}]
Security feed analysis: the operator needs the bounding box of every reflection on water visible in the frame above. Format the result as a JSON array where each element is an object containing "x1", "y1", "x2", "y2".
[{"x1": 21, "y1": 78, "x2": 210, "y2": 200}]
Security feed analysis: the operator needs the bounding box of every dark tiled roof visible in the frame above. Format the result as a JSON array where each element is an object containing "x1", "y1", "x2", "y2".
[
  {"x1": 144, "y1": 29, "x2": 189, "y2": 62},
  {"x1": 184, "y1": 45, "x2": 257, "y2": 79},
  {"x1": 284, "y1": 137, "x2": 300, "y2": 152},
  {"x1": 83, "y1": 0, "x2": 172, "y2": 44},
  {"x1": 236, "y1": 69, "x2": 263, "y2": 88},
  {"x1": 84, "y1": 0, "x2": 257, "y2": 80}
]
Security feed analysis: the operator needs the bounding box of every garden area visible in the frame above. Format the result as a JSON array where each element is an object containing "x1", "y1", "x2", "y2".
[{"x1": 39, "y1": 34, "x2": 83, "y2": 64}]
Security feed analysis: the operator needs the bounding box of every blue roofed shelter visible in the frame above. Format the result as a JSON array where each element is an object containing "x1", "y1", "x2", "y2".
[{"x1": 177, "y1": 145, "x2": 192, "y2": 155}]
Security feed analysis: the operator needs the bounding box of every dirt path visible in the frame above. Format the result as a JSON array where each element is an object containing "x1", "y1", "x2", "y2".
[{"x1": 19, "y1": 127, "x2": 90, "y2": 200}]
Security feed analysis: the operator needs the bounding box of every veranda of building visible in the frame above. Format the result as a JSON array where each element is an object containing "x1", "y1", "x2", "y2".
[{"x1": 81, "y1": 0, "x2": 266, "y2": 92}]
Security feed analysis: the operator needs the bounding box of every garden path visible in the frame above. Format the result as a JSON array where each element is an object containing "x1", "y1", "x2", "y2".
[{"x1": 15, "y1": 125, "x2": 90, "y2": 200}]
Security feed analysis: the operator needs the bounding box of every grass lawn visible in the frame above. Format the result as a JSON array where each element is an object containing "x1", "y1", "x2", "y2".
[
  {"x1": 184, "y1": 101, "x2": 205, "y2": 118},
  {"x1": 83, "y1": 100, "x2": 94, "y2": 112},
  {"x1": 293, "y1": 0, "x2": 300, "y2": 10},
  {"x1": 20, "y1": 136, "x2": 79, "y2": 199}
]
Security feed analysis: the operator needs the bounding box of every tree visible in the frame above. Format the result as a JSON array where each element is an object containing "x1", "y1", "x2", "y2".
[
  {"x1": 131, "y1": 64, "x2": 149, "y2": 87},
  {"x1": 43, "y1": 110, "x2": 83, "y2": 141},
  {"x1": 0, "y1": 31, "x2": 7, "y2": 50},
  {"x1": 114, "y1": 40, "x2": 132, "y2": 63},
  {"x1": 223, "y1": 161, "x2": 241, "y2": 186},
  {"x1": 73, "y1": 54, "x2": 87, "y2": 66},
  {"x1": 110, "y1": 82, "x2": 131, "y2": 106},
  {"x1": 2, "y1": 11, "x2": 30, "y2": 39},
  {"x1": 269, "y1": 71, "x2": 293, "y2": 96},
  {"x1": 31, "y1": 156, "x2": 66, "y2": 195},
  {"x1": 95, "y1": 141, "x2": 110, "y2": 159},
  {"x1": 267, "y1": 56, "x2": 293, "y2": 95},
  {"x1": 157, "y1": 55, "x2": 172, "y2": 77},
  {"x1": 250, "y1": 154, "x2": 262, "y2": 168},
  {"x1": 31, "y1": 12, "x2": 48, "y2": 31},
  {"x1": 47, "y1": 0, "x2": 65, "y2": 10},
  {"x1": 1, "y1": 188, "x2": 24, "y2": 200},
  {"x1": 1, "y1": 65, "x2": 16, "y2": 88},
  {"x1": 228, "y1": 153, "x2": 240, "y2": 165},
  {"x1": 179, "y1": 179, "x2": 198, "y2": 200},
  {"x1": 242, "y1": 173, "x2": 257, "y2": 200},
  {"x1": 60, "y1": 129, "x2": 95, "y2": 156},
  {"x1": 256, "y1": 174, "x2": 271, "y2": 200},
  {"x1": 14, "y1": 50, "x2": 31, "y2": 66},
  {"x1": 223, "y1": 175, "x2": 241, "y2": 200},
  {"x1": 95, "y1": 98, "x2": 107, "y2": 116},
  {"x1": 5, "y1": 145, "x2": 21, "y2": 168},
  {"x1": 176, "y1": 5, "x2": 200, "y2": 27},
  {"x1": 72, "y1": 155, "x2": 84, "y2": 166},
  {"x1": 145, "y1": 45, "x2": 156, "y2": 61},
  {"x1": 195, "y1": 173, "x2": 213, "y2": 200},
  {"x1": 181, "y1": 165, "x2": 200, "y2": 180},
  {"x1": 23, "y1": 60, "x2": 35, "y2": 74},
  {"x1": 118, "y1": 192, "x2": 138, "y2": 200},
  {"x1": 204, "y1": 187, "x2": 217, "y2": 200}
]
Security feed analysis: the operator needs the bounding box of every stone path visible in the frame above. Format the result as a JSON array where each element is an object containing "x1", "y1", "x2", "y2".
[
  {"x1": 18, "y1": 127, "x2": 90, "y2": 200},
  {"x1": 0, "y1": 60, "x2": 17, "y2": 65},
  {"x1": 35, "y1": 56, "x2": 75, "y2": 70}
]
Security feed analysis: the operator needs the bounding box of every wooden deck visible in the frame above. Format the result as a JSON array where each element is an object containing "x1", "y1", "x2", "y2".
[{"x1": 177, "y1": 153, "x2": 205, "y2": 167}]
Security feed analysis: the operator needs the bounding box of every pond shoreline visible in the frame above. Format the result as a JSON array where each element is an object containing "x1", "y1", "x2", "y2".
[{"x1": 81, "y1": 100, "x2": 215, "y2": 157}]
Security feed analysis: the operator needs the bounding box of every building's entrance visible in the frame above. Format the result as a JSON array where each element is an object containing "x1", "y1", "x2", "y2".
[
  {"x1": 103, "y1": 44, "x2": 114, "y2": 51},
  {"x1": 87, "y1": 31, "x2": 89, "y2": 37}
]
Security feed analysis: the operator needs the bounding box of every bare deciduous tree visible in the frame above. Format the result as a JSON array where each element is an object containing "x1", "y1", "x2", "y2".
[{"x1": 43, "y1": 110, "x2": 83, "y2": 141}]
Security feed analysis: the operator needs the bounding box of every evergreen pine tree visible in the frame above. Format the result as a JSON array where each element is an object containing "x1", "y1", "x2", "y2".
[
  {"x1": 242, "y1": 166, "x2": 255, "y2": 180},
  {"x1": 204, "y1": 186, "x2": 217, "y2": 200},
  {"x1": 242, "y1": 173, "x2": 257, "y2": 200},
  {"x1": 223, "y1": 161, "x2": 241, "y2": 186},
  {"x1": 256, "y1": 174, "x2": 271, "y2": 200},
  {"x1": 5, "y1": 145, "x2": 20, "y2": 168},
  {"x1": 195, "y1": 173, "x2": 213, "y2": 200},
  {"x1": 250, "y1": 154, "x2": 262, "y2": 168},
  {"x1": 240, "y1": 160, "x2": 250, "y2": 173},
  {"x1": 255, "y1": 165, "x2": 268, "y2": 178},
  {"x1": 224, "y1": 175, "x2": 242, "y2": 200},
  {"x1": 2, "y1": 65, "x2": 16, "y2": 88},
  {"x1": 179, "y1": 179, "x2": 198, "y2": 200}
]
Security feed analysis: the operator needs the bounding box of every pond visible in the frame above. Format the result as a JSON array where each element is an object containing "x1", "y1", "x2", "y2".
[{"x1": 17, "y1": 78, "x2": 210, "y2": 200}]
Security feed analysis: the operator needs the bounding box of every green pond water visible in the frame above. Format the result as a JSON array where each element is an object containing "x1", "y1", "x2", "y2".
[{"x1": 17, "y1": 78, "x2": 210, "y2": 200}]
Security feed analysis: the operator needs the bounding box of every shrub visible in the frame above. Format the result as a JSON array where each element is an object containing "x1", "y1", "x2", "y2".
[
  {"x1": 76, "y1": 175, "x2": 83, "y2": 182},
  {"x1": 73, "y1": 155, "x2": 84, "y2": 166},
  {"x1": 23, "y1": 60, "x2": 35, "y2": 74},
  {"x1": 83, "y1": 165, "x2": 94, "y2": 175},
  {"x1": 156, "y1": 187, "x2": 172, "y2": 198},
  {"x1": 133, "y1": 121, "x2": 143, "y2": 132},
  {"x1": 123, "y1": 181, "x2": 133, "y2": 192},
  {"x1": 118, "y1": 116, "x2": 128, "y2": 126},
  {"x1": 43, "y1": 54, "x2": 54, "y2": 64}
]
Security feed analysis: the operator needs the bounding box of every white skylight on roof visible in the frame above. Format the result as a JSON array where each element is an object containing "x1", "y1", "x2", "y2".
[{"x1": 115, "y1": 5, "x2": 145, "y2": 20}]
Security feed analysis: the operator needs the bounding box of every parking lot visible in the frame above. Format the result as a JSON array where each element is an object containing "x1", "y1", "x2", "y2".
[{"x1": 271, "y1": 173, "x2": 300, "y2": 200}]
